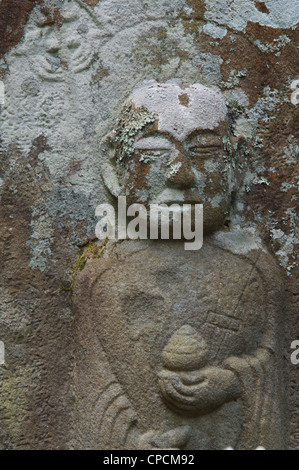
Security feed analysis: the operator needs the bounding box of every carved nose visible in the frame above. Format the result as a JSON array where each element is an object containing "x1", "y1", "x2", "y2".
[{"x1": 166, "y1": 153, "x2": 195, "y2": 189}]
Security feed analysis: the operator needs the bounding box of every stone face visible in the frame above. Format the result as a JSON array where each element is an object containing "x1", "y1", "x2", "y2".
[{"x1": 0, "y1": 0, "x2": 298, "y2": 450}]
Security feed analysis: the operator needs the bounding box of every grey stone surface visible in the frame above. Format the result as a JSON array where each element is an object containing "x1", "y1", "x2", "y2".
[{"x1": 0, "y1": 0, "x2": 298, "y2": 450}]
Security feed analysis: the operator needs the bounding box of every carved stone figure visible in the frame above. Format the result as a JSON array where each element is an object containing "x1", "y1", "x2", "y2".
[{"x1": 72, "y1": 81, "x2": 286, "y2": 450}]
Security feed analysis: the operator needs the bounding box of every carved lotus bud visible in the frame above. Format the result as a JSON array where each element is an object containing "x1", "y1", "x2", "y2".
[{"x1": 162, "y1": 325, "x2": 208, "y2": 371}]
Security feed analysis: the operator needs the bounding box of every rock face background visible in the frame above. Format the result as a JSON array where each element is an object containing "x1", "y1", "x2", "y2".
[{"x1": 0, "y1": 0, "x2": 298, "y2": 449}]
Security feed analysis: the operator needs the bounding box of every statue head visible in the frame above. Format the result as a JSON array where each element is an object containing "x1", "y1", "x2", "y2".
[{"x1": 103, "y1": 81, "x2": 237, "y2": 234}]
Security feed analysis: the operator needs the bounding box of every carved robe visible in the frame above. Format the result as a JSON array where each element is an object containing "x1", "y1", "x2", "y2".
[{"x1": 72, "y1": 235, "x2": 285, "y2": 450}]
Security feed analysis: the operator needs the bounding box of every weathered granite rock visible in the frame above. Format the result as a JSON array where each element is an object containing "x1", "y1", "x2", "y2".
[{"x1": 0, "y1": 0, "x2": 297, "y2": 450}]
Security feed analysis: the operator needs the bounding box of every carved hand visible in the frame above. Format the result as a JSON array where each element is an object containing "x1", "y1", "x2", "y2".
[{"x1": 158, "y1": 366, "x2": 241, "y2": 416}]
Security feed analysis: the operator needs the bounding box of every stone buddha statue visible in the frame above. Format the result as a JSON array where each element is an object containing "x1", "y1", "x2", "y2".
[{"x1": 72, "y1": 81, "x2": 286, "y2": 450}]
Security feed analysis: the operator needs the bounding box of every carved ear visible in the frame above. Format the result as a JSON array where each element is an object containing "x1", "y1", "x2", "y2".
[{"x1": 100, "y1": 135, "x2": 121, "y2": 198}]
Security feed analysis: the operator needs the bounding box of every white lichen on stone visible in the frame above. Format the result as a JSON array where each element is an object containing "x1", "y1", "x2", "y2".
[
  {"x1": 254, "y1": 35, "x2": 291, "y2": 55},
  {"x1": 222, "y1": 70, "x2": 247, "y2": 90},
  {"x1": 203, "y1": 23, "x2": 228, "y2": 39},
  {"x1": 111, "y1": 104, "x2": 156, "y2": 162},
  {"x1": 212, "y1": 224, "x2": 265, "y2": 255}
]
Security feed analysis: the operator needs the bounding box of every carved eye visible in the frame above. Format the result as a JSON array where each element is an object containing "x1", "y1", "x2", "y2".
[
  {"x1": 140, "y1": 150, "x2": 161, "y2": 156},
  {"x1": 134, "y1": 136, "x2": 173, "y2": 155},
  {"x1": 188, "y1": 145, "x2": 222, "y2": 158},
  {"x1": 188, "y1": 146, "x2": 200, "y2": 158}
]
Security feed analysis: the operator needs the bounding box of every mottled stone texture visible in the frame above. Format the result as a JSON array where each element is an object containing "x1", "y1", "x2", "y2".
[
  {"x1": 73, "y1": 240, "x2": 286, "y2": 450},
  {"x1": 0, "y1": 0, "x2": 298, "y2": 449},
  {"x1": 0, "y1": 0, "x2": 41, "y2": 57}
]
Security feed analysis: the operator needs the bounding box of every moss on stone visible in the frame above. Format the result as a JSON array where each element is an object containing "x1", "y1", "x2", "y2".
[
  {"x1": 65, "y1": 239, "x2": 108, "y2": 295},
  {"x1": 227, "y1": 99, "x2": 245, "y2": 116},
  {"x1": 222, "y1": 69, "x2": 247, "y2": 89}
]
